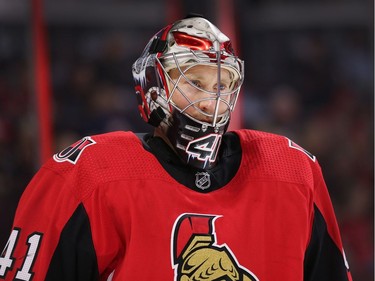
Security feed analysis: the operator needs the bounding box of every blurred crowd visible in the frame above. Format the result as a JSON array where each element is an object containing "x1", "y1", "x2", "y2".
[
  {"x1": 0, "y1": 10, "x2": 373, "y2": 281},
  {"x1": 243, "y1": 28, "x2": 373, "y2": 280}
]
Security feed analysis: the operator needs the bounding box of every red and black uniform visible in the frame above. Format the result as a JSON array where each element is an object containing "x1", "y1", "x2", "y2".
[{"x1": 1, "y1": 130, "x2": 352, "y2": 281}]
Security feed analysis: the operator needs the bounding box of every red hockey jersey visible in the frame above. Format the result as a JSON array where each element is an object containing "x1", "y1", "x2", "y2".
[{"x1": 1, "y1": 130, "x2": 352, "y2": 281}]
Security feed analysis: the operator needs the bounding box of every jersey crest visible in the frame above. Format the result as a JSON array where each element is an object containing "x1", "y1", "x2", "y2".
[
  {"x1": 171, "y1": 213, "x2": 259, "y2": 281},
  {"x1": 53, "y1": 136, "x2": 96, "y2": 164}
]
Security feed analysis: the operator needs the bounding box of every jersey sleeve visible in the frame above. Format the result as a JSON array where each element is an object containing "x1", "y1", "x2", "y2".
[
  {"x1": 303, "y1": 164, "x2": 353, "y2": 281},
  {"x1": 0, "y1": 138, "x2": 121, "y2": 281}
]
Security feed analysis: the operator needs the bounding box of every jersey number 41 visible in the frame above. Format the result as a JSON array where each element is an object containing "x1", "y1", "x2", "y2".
[{"x1": 0, "y1": 228, "x2": 42, "y2": 281}]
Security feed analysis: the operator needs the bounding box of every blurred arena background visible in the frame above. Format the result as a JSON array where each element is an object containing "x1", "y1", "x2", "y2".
[{"x1": 0, "y1": 0, "x2": 373, "y2": 279}]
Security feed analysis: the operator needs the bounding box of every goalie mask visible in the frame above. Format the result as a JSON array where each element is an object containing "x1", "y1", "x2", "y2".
[{"x1": 132, "y1": 16, "x2": 244, "y2": 169}]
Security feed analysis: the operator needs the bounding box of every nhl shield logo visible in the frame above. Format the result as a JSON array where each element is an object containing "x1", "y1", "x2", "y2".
[{"x1": 195, "y1": 172, "x2": 211, "y2": 190}]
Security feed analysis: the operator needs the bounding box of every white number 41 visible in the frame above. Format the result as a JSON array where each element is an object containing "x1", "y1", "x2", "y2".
[{"x1": 0, "y1": 228, "x2": 42, "y2": 281}]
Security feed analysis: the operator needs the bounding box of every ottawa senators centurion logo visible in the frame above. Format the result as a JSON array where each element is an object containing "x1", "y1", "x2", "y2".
[{"x1": 171, "y1": 214, "x2": 259, "y2": 281}]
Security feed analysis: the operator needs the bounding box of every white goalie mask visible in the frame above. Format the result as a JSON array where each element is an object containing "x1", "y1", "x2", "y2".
[{"x1": 132, "y1": 16, "x2": 244, "y2": 169}]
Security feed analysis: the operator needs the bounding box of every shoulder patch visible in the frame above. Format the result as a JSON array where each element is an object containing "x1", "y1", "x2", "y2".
[
  {"x1": 53, "y1": 136, "x2": 96, "y2": 164},
  {"x1": 287, "y1": 138, "x2": 316, "y2": 162}
]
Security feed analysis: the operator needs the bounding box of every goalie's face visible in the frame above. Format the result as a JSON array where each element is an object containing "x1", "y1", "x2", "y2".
[{"x1": 167, "y1": 64, "x2": 238, "y2": 126}]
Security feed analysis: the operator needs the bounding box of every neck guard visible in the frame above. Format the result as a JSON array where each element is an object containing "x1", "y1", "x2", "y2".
[{"x1": 165, "y1": 111, "x2": 227, "y2": 169}]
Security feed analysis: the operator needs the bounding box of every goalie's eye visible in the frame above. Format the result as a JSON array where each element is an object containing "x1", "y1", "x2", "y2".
[{"x1": 191, "y1": 80, "x2": 202, "y2": 88}]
